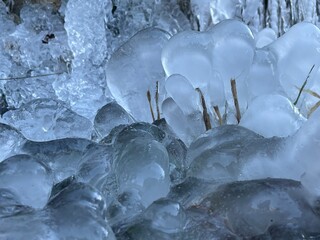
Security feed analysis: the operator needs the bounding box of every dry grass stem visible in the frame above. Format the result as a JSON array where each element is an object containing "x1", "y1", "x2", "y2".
[
  {"x1": 147, "y1": 90, "x2": 155, "y2": 122},
  {"x1": 231, "y1": 79, "x2": 241, "y2": 124},
  {"x1": 155, "y1": 81, "x2": 161, "y2": 120},
  {"x1": 308, "y1": 100, "x2": 320, "y2": 117},
  {"x1": 213, "y1": 105, "x2": 223, "y2": 126},
  {"x1": 293, "y1": 64, "x2": 315, "y2": 106},
  {"x1": 0, "y1": 72, "x2": 64, "y2": 81},
  {"x1": 196, "y1": 87, "x2": 212, "y2": 130}
]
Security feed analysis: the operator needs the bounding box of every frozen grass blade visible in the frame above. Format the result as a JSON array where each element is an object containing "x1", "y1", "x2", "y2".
[
  {"x1": 308, "y1": 100, "x2": 320, "y2": 118},
  {"x1": 293, "y1": 64, "x2": 315, "y2": 106},
  {"x1": 147, "y1": 90, "x2": 155, "y2": 122},
  {"x1": 231, "y1": 79, "x2": 241, "y2": 124},
  {"x1": 0, "y1": 72, "x2": 64, "y2": 81},
  {"x1": 196, "y1": 87, "x2": 212, "y2": 131},
  {"x1": 294, "y1": 87, "x2": 320, "y2": 100},
  {"x1": 155, "y1": 81, "x2": 161, "y2": 120},
  {"x1": 213, "y1": 105, "x2": 223, "y2": 126}
]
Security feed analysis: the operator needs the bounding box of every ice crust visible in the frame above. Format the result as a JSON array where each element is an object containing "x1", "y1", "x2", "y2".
[{"x1": 1, "y1": 0, "x2": 320, "y2": 239}]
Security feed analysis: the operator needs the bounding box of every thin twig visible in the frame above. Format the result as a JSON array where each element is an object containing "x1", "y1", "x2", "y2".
[
  {"x1": 213, "y1": 105, "x2": 223, "y2": 126},
  {"x1": 294, "y1": 86, "x2": 320, "y2": 99},
  {"x1": 147, "y1": 90, "x2": 155, "y2": 122},
  {"x1": 308, "y1": 100, "x2": 320, "y2": 118},
  {"x1": 231, "y1": 79, "x2": 241, "y2": 124},
  {"x1": 196, "y1": 87, "x2": 212, "y2": 130},
  {"x1": 293, "y1": 64, "x2": 315, "y2": 106},
  {"x1": 0, "y1": 72, "x2": 64, "y2": 81},
  {"x1": 155, "y1": 81, "x2": 161, "y2": 120}
]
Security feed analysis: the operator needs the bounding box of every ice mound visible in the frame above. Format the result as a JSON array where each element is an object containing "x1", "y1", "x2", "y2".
[
  {"x1": 113, "y1": 123, "x2": 170, "y2": 207},
  {"x1": 267, "y1": 22, "x2": 320, "y2": 103},
  {"x1": 0, "y1": 154, "x2": 53, "y2": 209},
  {"x1": 190, "y1": 178, "x2": 320, "y2": 238},
  {"x1": 107, "y1": 28, "x2": 171, "y2": 122},
  {"x1": 240, "y1": 94, "x2": 306, "y2": 137},
  {"x1": 21, "y1": 138, "x2": 94, "y2": 182},
  {"x1": 93, "y1": 101, "x2": 135, "y2": 141},
  {"x1": 0, "y1": 98, "x2": 92, "y2": 141},
  {"x1": 0, "y1": 123, "x2": 26, "y2": 162}
]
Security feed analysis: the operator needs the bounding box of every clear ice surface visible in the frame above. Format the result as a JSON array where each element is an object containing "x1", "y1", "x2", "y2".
[
  {"x1": 0, "y1": 98, "x2": 93, "y2": 141},
  {"x1": 0, "y1": 123, "x2": 26, "y2": 162},
  {"x1": 191, "y1": 178, "x2": 320, "y2": 238},
  {"x1": 2, "y1": 0, "x2": 320, "y2": 239},
  {"x1": 0, "y1": 154, "x2": 53, "y2": 209},
  {"x1": 240, "y1": 94, "x2": 306, "y2": 137},
  {"x1": 113, "y1": 123, "x2": 170, "y2": 207},
  {"x1": 21, "y1": 137, "x2": 93, "y2": 183},
  {"x1": 267, "y1": 22, "x2": 320, "y2": 103},
  {"x1": 93, "y1": 101, "x2": 135, "y2": 141},
  {"x1": 107, "y1": 28, "x2": 171, "y2": 122},
  {"x1": 47, "y1": 182, "x2": 116, "y2": 240}
]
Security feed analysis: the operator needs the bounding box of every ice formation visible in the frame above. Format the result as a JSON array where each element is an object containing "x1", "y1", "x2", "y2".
[{"x1": 1, "y1": 0, "x2": 320, "y2": 239}]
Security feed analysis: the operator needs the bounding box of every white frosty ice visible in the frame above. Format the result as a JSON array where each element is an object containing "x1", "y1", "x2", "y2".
[
  {"x1": 240, "y1": 94, "x2": 306, "y2": 138},
  {"x1": 267, "y1": 22, "x2": 320, "y2": 104},
  {"x1": 162, "y1": 19, "x2": 254, "y2": 110}
]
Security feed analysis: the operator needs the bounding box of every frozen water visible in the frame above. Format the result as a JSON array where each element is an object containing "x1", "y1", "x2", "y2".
[
  {"x1": 187, "y1": 126, "x2": 264, "y2": 182},
  {"x1": 143, "y1": 198, "x2": 187, "y2": 234},
  {"x1": 47, "y1": 182, "x2": 116, "y2": 240},
  {"x1": 191, "y1": 178, "x2": 320, "y2": 238},
  {"x1": 168, "y1": 177, "x2": 222, "y2": 208},
  {"x1": 186, "y1": 125, "x2": 262, "y2": 167},
  {"x1": 0, "y1": 188, "x2": 34, "y2": 218},
  {"x1": 0, "y1": 154, "x2": 53, "y2": 209},
  {"x1": 107, "y1": 28, "x2": 171, "y2": 122},
  {"x1": 210, "y1": 0, "x2": 261, "y2": 31},
  {"x1": 55, "y1": 0, "x2": 111, "y2": 120},
  {"x1": 64, "y1": 0, "x2": 109, "y2": 67},
  {"x1": 190, "y1": 0, "x2": 211, "y2": 31},
  {"x1": 21, "y1": 138, "x2": 93, "y2": 183},
  {"x1": 0, "y1": 1, "x2": 15, "y2": 35},
  {"x1": 255, "y1": 27, "x2": 277, "y2": 48},
  {"x1": 93, "y1": 101, "x2": 135, "y2": 141},
  {"x1": 3, "y1": 76, "x2": 57, "y2": 109},
  {"x1": 246, "y1": 49, "x2": 279, "y2": 99},
  {"x1": 105, "y1": 0, "x2": 190, "y2": 54},
  {"x1": 118, "y1": 198, "x2": 187, "y2": 239},
  {"x1": 240, "y1": 94, "x2": 306, "y2": 138},
  {"x1": 114, "y1": 137, "x2": 170, "y2": 208},
  {"x1": 162, "y1": 19, "x2": 254, "y2": 111},
  {"x1": 285, "y1": 108, "x2": 320, "y2": 195},
  {"x1": 153, "y1": 119, "x2": 188, "y2": 184},
  {"x1": 0, "y1": 123, "x2": 26, "y2": 162},
  {"x1": 209, "y1": 0, "x2": 317, "y2": 36},
  {"x1": 0, "y1": 98, "x2": 92, "y2": 141},
  {"x1": 162, "y1": 29, "x2": 225, "y2": 107},
  {"x1": 77, "y1": 143, "x2": 116, "y2": 203},
  {"x1": 267, "y1": 22, "x2": 320, "y2": 104},
  {"x1": 162, "y1": 97, "x2": 205, "y2": 146},
  {"x1": 165, "y1": 74, "x2": 199, "y2": 115},
  {"x1": 2, "y1": 0, "x2": 320, "y2": 238},
  {"x1": 209, "y1": 20, "x2": 255, "y2": 107},
  {"x1": 112, "y1": 123, "x2": 170, "y2": 207},
  {"x1": 0, "y1": 210, "x2": 58, "y2": 240},
  {"x1": 0, "y1": 3, "x2": 70, "y2": 109}
]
